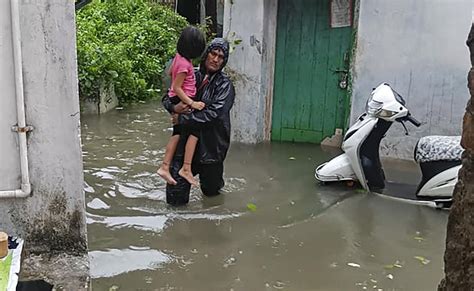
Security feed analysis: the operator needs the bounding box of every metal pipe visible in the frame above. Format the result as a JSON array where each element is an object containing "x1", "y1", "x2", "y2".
[{"x1": 0, "y1": 0, "x2": 32, "y2": 198}]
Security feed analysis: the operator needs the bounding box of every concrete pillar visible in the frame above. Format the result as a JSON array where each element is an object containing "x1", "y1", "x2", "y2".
[
  {"x1": 0, "y1": 0, "x2": 88, "y2": 288},
  {"x1": 223, "y1": 0, "x2": 277, "y2": 143},
  {"x1": 80, "y1": 82, "x2": 119, "y2": 115},
  {"x1": 439, "y1": 23, "x2": 474, "y2": 290}
]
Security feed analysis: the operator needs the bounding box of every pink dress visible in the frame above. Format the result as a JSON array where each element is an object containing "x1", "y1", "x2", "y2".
[{"x1": 168, "y1": 53, "x2": 196, "y2": 98}]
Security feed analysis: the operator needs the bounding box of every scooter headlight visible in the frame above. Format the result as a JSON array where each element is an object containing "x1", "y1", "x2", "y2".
[
  {"x1": 378, "y1": 109, "x2": 397, "y2": 118},
  {"x1": 365, "y1": 97, "x2": 383, "y2": 116}
]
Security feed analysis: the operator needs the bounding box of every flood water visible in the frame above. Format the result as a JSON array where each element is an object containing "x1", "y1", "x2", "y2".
[{"x1": 82, "y1": 101, "x2": 449, "y2": 291}]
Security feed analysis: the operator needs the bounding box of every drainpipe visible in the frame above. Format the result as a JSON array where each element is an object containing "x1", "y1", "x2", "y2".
[{"x1": 0, "y1": 0, "x2": 32, "y2": 198}]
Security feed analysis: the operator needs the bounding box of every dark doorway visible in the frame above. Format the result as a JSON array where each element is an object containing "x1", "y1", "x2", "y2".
[
  {"x1": 176, "y1": 0, "x2": 222, "y2": 36},
  {"x1": 177, "y1": 0, "x2": 200, "y2": 24},
  {"x1": 205, "y1": 0, "x2": 217, "y2": 34}
]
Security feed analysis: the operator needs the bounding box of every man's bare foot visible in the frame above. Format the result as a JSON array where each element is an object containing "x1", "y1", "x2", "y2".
[
  {"x1": 157, "y1": 167, "x2": 177, "y2": 185},
  {"x1": 178, "y1": 168, "x2": 198, "y2": 186}
]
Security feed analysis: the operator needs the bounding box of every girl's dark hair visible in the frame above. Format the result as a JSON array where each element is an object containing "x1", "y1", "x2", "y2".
[{"x1": 177, "y1": 26, "x2": 206, "y2": 60}]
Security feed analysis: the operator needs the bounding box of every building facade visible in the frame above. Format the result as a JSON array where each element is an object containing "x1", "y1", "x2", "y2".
[
  {"x1": 0, "y1": 0, "x2": 87, "y2": 286},
  {"x1": 225, "y1": 0, "x2": 472, "y2": 159}
]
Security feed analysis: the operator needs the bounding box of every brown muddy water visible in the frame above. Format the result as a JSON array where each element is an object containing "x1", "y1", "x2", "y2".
[{"x1": 82, "y1": 101, "x2": 448, "y2": 291}]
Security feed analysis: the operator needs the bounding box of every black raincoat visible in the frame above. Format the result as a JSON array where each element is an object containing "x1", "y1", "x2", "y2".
[{"x1": 161, "y1": 38, "x2": 235, "y2": 205}]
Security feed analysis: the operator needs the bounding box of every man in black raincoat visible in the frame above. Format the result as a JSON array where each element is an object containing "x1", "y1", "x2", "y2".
[{"x1": 162, "y1": 38, "x2": 235, "y2": 205}]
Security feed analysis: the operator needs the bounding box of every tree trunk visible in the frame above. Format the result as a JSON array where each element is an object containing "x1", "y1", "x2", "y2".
[{"x1": 438, "y1": 23, "x2": 474, "y2": 290}]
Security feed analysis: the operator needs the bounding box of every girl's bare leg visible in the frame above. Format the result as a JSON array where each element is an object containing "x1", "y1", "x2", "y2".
[
  {"x1": 157, "y1": 135, "x2": 179, "y2": 185},
  {"x1": 178, "y1": 135, "x2": 198, "y2": 186}
]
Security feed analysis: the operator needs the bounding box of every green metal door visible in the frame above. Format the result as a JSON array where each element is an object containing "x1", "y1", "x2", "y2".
[{"x1": 271, "y1": 0, "x2": 354, "y2": 143}]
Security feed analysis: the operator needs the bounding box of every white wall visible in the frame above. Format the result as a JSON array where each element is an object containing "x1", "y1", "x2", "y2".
[
  {"x1": 223, "y1": 0, "x2": 277, "y2": 143},
  {"x1": 0, "y1": 1, "x2": 87, "y2": 254},
  {"x1": 351, "y1": 0, "x2": 472, "y2": 159},
  {"x1": 0, "y1": 3, "x2": 21, "y2": 190}
]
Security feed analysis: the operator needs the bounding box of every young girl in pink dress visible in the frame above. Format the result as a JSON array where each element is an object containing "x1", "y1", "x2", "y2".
[{"x1": 157, "y1": 26, "x2": 206, "y2": 186}]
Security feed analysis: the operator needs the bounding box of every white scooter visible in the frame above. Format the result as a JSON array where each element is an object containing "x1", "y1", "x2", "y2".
[{"x1": 315, "y1": 83, "x2": 463, "y2": 209}]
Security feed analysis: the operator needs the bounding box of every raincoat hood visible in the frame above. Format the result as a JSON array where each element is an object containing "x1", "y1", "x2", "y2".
[{"x1": 200, "y1": 38, "x2": 230, "y2": 73}]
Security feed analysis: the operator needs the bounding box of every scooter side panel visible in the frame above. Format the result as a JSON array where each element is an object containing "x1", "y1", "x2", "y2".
[
  {"x1": 342, "y1": 117, "x2": 378, "y2": 190},
  {"x1": 315, "y1": 154, "x2": 356, "y2": 182},
  {"x1": 418, "y1": 165, "x2": 462, "y2": 198}
]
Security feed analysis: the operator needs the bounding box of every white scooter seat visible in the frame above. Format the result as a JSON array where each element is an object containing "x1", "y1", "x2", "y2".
[{"x1": 414, "y1": 136, "x2": 463, "y2": 163}]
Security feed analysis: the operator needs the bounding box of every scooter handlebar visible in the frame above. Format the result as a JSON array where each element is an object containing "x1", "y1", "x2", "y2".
[{"x1": 406, "y1": 114, "x2": 421, "y2": 127}]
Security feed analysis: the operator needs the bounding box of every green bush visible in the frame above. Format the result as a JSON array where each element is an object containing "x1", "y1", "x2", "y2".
[{"x1": 76, "y1": 0, "x2": 188, "y2": 103}]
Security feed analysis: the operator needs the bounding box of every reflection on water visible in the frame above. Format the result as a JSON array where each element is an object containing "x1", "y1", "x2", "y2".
[
  {"x1": 82, "y1": 101, "x2": 448, "y2": 290},
  {"x1": 89, "y1": 248, "x2": 172, "y2": 279},
  {"x1": 87, "y1": 211, "x2": 243, "y2": 233}
]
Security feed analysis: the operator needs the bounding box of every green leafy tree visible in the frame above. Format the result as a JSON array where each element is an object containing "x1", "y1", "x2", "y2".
[{"x1": 76, "y1": 0, "x2": 188, "y2": 103}]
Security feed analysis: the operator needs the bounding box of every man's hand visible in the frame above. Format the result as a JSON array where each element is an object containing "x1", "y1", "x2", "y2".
[{"x1": 174, "y1": 102, "x2": 191, "y2": 114}]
